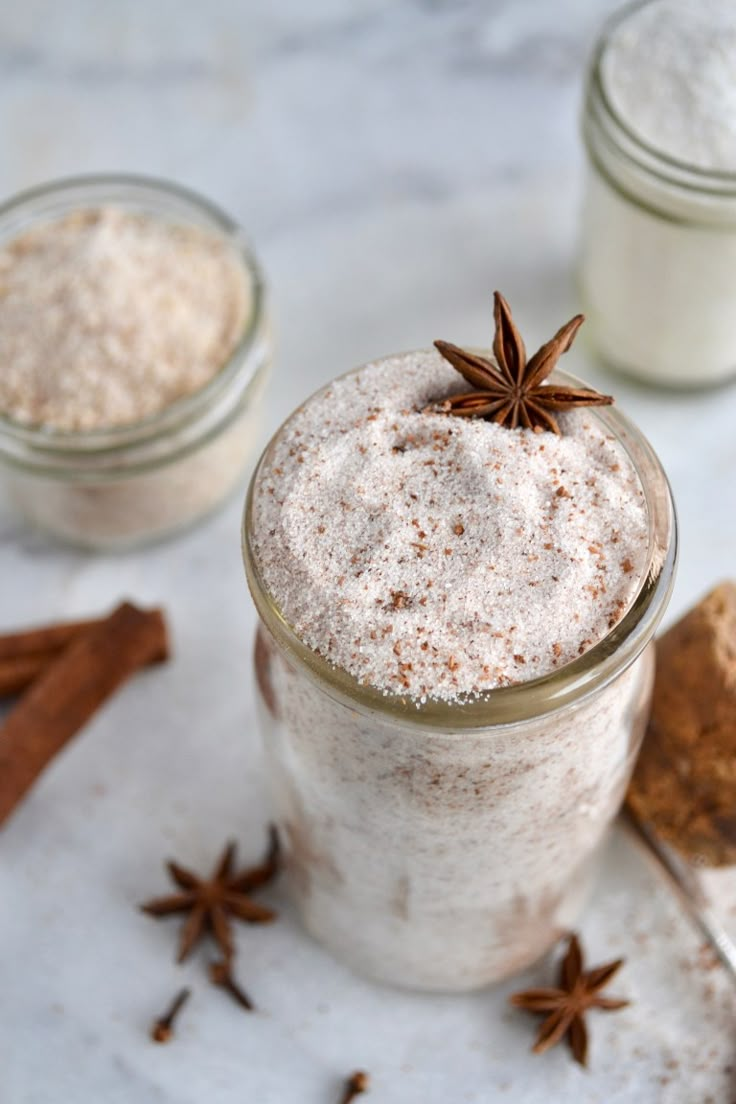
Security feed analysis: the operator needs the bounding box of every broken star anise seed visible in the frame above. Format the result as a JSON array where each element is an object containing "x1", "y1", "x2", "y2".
[
  {"x1": 140, "y1": 825, "x2": 280, "y2": 963},
  {"x1": 509, "y1": 932, "x2": 629, "y2": 1067},
  {"x1": 430, "y1": 291, "x2": 613, "y2": 435}
]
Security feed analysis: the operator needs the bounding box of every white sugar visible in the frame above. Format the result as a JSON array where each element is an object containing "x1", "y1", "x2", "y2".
[
  {"x1": 602, "y1": 0, "x2": 736, "y2": 171},
  {"x1": 252, "y1": 351, "x2": 648, "y2": 701}
]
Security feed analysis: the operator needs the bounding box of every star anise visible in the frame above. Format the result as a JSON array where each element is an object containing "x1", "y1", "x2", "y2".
[
  {"x1": 509, "y1": 933, "x2": 629, "y2": 1067},
  {"x1": 141, "y1": 826, "x2": 280, "y2": 963},
  {"x1": 431, "y1": 292, "x2": 613, "y2": 434}
]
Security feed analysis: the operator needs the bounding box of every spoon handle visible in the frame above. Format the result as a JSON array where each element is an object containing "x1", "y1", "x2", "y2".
[{"x1": 622, "y1": 804, "x2": 736, "y2": 984}]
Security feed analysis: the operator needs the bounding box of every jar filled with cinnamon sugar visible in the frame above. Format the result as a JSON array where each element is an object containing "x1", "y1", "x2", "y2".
[
  {"x1": 243, "y1": 342, "x2": 678, "y2": 991},
  {"x1": 0, "y1": 175, "x2": 270, "y2": 549}
]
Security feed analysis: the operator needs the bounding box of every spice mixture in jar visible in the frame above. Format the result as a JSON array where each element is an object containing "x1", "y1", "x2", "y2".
[
  {"x1": 244, "y1": 301, "x2": 676, "y2": 991},
  {"x1": 0, "y1": 176, "x2": 270, "y2": 549},
  {"x1": 0, "y1": 207, "x2": 249, "y2": 431}
]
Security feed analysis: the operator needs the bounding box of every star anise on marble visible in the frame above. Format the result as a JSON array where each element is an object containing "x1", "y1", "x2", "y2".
[
  {"x1": 430, "y1": 291, "x2": 613, "y2": 434},
  {"x1": 509, "y1": 933, "x2": 629, "y2": 1067},
  {"x1": 141, "y1": 826, "x2": 280, "y2": 963}
]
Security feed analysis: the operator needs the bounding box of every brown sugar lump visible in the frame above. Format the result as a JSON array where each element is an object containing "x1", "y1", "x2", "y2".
[{"x1": 628, "y1": 582, "x2": 736, "y2": 865}]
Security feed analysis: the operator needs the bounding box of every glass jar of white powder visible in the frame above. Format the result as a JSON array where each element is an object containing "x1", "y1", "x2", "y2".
[
  {"x1": 0, "y1": 175, "x2": 270, "y2": 549},
  {"x1": 579, "y1": 0, "x2": 736, "y2": 388},
  {"x1": 242, "y1": 353, "x2": 677, "y2": 991}
]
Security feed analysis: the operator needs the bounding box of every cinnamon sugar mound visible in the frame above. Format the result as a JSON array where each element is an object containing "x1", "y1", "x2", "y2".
[
  {"x1": 251, "y1": 351, "x2": 648, "y2": 701},
  {"x1": 628, "y1": 582, "x2": 736, "y2": 865},
  {"x1": 0, "y1": 207, "x2": 250, "y2": 430}
]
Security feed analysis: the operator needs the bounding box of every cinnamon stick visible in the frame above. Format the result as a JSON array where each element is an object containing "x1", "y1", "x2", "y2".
[
  {"x1": 0, "y1": 655, "x2": 52, "y2": 699},
  {"x1": 0, "y1": 615, "x2": 103, "y2": 661},
  {"x1": 0, "y1": 612, "x2": 167, "y2": 698},
  {"x1": 0, "y1": 601, "x2": 169, "y2": 827}
]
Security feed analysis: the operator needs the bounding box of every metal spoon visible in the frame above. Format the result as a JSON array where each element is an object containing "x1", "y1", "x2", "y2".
[{"x1": 622, "y1": 803, "x2": 736, "y2": 984}]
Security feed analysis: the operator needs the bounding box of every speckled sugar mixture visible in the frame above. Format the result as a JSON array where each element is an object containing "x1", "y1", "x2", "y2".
[
  {"x1": 0, "y1": 207, "x2": 250, "y2": 430},
  {"x1": 252, "y1": 351, "x2": 648, "y2": 701}
]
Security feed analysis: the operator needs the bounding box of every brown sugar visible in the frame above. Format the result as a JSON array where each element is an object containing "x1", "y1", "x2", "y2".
[{"x1": 628, "y1": 581, "x2": 736, "y2": 865}]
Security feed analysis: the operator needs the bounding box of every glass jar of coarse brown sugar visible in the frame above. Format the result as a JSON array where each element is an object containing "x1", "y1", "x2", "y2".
[{"x1": 0, "y1": 174, "x2": 271, "y2": 550}]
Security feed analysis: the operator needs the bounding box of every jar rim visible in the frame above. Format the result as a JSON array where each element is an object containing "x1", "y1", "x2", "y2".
[
  {"x1": 242, "y1": 357, "x2": 678, "y2": 731},
  {"x1": 0, "y1": 173, "x2": 267, "y2": 455},
  {"x1": 587, "y1": 0, "x2": 736, "y2": 194}
]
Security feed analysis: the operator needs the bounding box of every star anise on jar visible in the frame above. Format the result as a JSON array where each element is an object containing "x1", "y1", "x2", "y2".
[
  {"x1": 141, "y1": 826, "x2": 280, "y2": 963},
  {"x1": 430, "y1": 292, "x2": 613, "y2": 434},
  {"x1": 509, "y1": 933, "x2": 629, "y2": 1067}
]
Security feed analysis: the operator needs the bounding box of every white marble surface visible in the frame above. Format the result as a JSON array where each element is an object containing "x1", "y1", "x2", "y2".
[{"x1": 2, "y1": 1, "x2": 736, "y2": 1101}]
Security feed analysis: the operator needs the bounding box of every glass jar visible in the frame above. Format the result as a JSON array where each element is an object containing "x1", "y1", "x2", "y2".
[
  {"x1": 579, "y1": 0, "x2": 736, "y2": 388},
  {"x1": 0, "y1": 175, "x2": 270, "y2": 550},
  {"x1": 242, "y1": 365, "x2": 677, "y2": 992}
]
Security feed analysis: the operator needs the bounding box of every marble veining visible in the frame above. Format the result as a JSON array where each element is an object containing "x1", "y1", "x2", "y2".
[{"x1": 1, "y1": 1, "x2": 736, "y2": 1101}]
